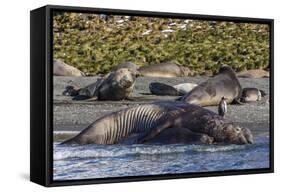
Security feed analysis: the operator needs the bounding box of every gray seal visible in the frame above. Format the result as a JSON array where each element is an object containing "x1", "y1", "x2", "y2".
[
  {"x1": 63, "y1": 68, "x2": 137, "y2": 101},
  {"x1": 180, "y1": 65, "x2": 242, "y2": 106},
  {"x1": 139, "y1": 62, "x2": 192, "y2": 78},
  {"x1": 53, "y1": 59, "x2": 85, "y2": 76},
  {"x1": 61, "y1": 102, "x2": 253, "y2": 145},
  {"x1": 241, "y1": 88, "x2": 266, "y2": 102},
  {"x1": 149, "y1": 82, "x2": 198, "y2": 96}
]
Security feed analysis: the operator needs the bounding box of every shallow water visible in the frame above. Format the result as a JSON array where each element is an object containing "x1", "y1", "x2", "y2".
[{"x1": 53, "y1": 135, "x2": 269, "y2": 181}]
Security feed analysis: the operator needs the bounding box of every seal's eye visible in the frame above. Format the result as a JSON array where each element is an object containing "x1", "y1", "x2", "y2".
[{"x1": 235, "y1": 127, "x2": 241, "y2": 133}]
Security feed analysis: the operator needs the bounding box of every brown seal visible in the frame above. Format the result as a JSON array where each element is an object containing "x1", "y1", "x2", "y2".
[
  {"x1": 63, "y1": 68, "x2": 137, "y2": 101},
  {"x1": 53, "y1": 59, "x2": 84, "y2": 76},
  {"x1": 139, "y1": 62, "x2": 192, "y2": 78},
  {"x1": 237, "y1": 69, "x2": 269, "y2": 78},
  {"x1": 241, "y1": 88, "x2": 266, "y2": 102}
]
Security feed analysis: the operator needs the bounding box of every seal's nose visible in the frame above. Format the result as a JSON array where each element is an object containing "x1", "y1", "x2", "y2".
[{"x1": 247, "y1": 137, "x2": 254, "y2": 144}]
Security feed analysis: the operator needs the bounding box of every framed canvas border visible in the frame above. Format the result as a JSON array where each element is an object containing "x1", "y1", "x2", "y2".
[{"x1": 30, "y1": 4, "x2": 274, "y2": 187}]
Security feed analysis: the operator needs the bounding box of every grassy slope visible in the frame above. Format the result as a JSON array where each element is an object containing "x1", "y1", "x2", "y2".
[{"x1": 53, "y1": 12, "x2": 269, "y2": 75}]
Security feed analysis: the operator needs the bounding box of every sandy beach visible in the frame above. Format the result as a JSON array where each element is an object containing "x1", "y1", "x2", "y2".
[{"x1": 53, "y1": 76, "x2": 270, "y2": 139}]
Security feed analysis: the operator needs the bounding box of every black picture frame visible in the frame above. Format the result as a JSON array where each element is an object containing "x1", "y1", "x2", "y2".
[{"x1": 30, "y1": 4, "x2": 274, "y2": 187}]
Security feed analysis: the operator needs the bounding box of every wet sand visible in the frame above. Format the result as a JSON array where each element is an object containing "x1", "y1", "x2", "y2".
[{"x1": 53, "y1": 76, "x2": 270, "y2": 138}]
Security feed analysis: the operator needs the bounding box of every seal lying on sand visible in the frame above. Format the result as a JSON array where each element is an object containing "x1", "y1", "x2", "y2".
[
  {"x1": 237, "y1": 69, "x2": 269, "y2": 78},
  {"x1": 139, "y1": 62, "x2": 192, "y2": 77},
  {"x1": 53, "y1": 60, "x2": 85, "y2": 76},
  {"x1": 63, "y1": 68, "x2": 137, "y2": 101},
  {"x1": 114, "y1": 61, "x2": 139, "y2": 73},
  {"x1": 61, "y1": 102, "x2": 253, "y2": 145},
  {"x1": 180, "y1": 65, "x2": 242, "y2": 106},
  {"x1": 241, "y1": 88, "x2": 266, "y2": 102},
  {"x1": 149, "y1": 82, "x2": 197, "y2": 96}
]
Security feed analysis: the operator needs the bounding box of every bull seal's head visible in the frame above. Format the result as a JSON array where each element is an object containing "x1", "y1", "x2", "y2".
[{"x1": 221, "y1": 124, "x2": 254, "y2": 144}]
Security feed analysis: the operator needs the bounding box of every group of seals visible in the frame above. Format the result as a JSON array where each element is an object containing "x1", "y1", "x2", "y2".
[
  {"x1": 62, "y1": 102, "x2": 253, "y2": 145},
  {"x1": 148, "y1": 65, "x2": 266, "y2": 106},
  {"x1": 54, "y1": 60, "x2": 85, "y2": 77},
  {"x1": 60, "y1": 62, "x2": 264, "y2": 146}
]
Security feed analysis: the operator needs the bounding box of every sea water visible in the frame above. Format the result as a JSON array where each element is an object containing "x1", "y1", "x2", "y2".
[{"x1": 53, "y1": 135, "x2": 269, "y2": 181}]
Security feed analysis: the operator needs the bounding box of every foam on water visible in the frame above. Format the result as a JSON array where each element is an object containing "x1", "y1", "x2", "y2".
[{"x1": 53, "y1": 136, "x2": 270, "y2": 181}]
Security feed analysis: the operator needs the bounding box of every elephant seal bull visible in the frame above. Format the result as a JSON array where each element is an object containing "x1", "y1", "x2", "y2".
[
  {"x1": 139, "y1": 62, "x2": 192, "y2": 78},
  {"x1": 53, "y1": 60, "x2": 85, "y2": 76},
  {"x1": 61, "y1": 101, "x2": 253, "y2": 145},
  {"x1": 180, "y1": 65, "x2": 242, "y2": 106},
  {"x1": 63, "y1": 68, "x2": 137, "y2": 101}
]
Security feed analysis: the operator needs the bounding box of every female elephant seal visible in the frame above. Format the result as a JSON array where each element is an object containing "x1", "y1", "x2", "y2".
[
  {"x1": 237, "y1": 69, "x2": 269, "y2": 78},
  {"x1": 63, "y1": 68, "x2": 137, "y2": 101},
  {"x1": 139, "y1": 62, "x2": 192, "y2": 78},
  {"x1": 53, "y1": 59, "x2": 85, "y2": 76},
  {"x1": 149, "y1": 82, "x2": 198, "y2": 96},
  {"x1": 61, "y1": 101, "x2": 253, "y2": 145},
  {"x1": 180, "y1": 65, "x2": 242, "y2": 106},
  {"x1": 241, "y1": 88, "x2": 266, "y2": 102}
]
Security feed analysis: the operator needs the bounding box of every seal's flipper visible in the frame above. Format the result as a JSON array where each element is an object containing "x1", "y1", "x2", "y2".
[
  {"x1": 62, "y1": 85, "x2": 80, "y2": 96},
  {"x1": 143, "y1": 128, "x2": 214, "y2": 144},
  {"x1": 259, "y1": 89, "x2": 266, "y2": 97},
  {"x1": 137, "y1": 112, "x2": 179, "y2": 143},
  {"x1": 118, "y1": 133, "x2": 147, "y2": 145},
  {"x1": 72, "y1": 95, "x2": 91, "y2": 100}
]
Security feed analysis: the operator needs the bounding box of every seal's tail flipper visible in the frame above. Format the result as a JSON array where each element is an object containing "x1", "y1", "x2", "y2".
[
  {"x1": 259, "y1": 89, "x2": 267, "y2": 97},
  {"x1": 62, "y1": 85, "x2": 80, "y2": 96},
  {"x1": 60, "y1": 137, "x2": 77, "y2": 145}
]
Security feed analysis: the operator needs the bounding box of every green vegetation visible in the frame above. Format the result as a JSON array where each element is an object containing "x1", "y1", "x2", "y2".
[{"x1": 53, "y1": 12, "x2": 269, "y2": 75}]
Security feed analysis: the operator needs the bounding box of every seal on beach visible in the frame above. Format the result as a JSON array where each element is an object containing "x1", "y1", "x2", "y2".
[
  {"x1": 114, "y1": 61, "x2": 139, "y2": 73},
  {"x1": 139, "y1": 62, "x2": 192, "y2": 77},
  {"x1": 63, "y1": 68, "x2": 137, "y2": 101},
  {"x1": 61, "y1": 101, "x2": 253, "y2": 145},
  {"x1": 149, "y1": 82, "x2": 181, "y2": 96},
  {"x1": 237, "y1": 69, "x2": 269, "y2": 78},
  {"x1": 149, "y1": 82, "x2": 197, "y2": 96},
  {"x1": 241, "y1": 88, "x2": 266, "y2": 102},
  {"x1": 180, "y1": 65, "x2": 243, "y2": 106},
  {"x1": 53, "y1": 59, "x2": 85, "y2": 76}
]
